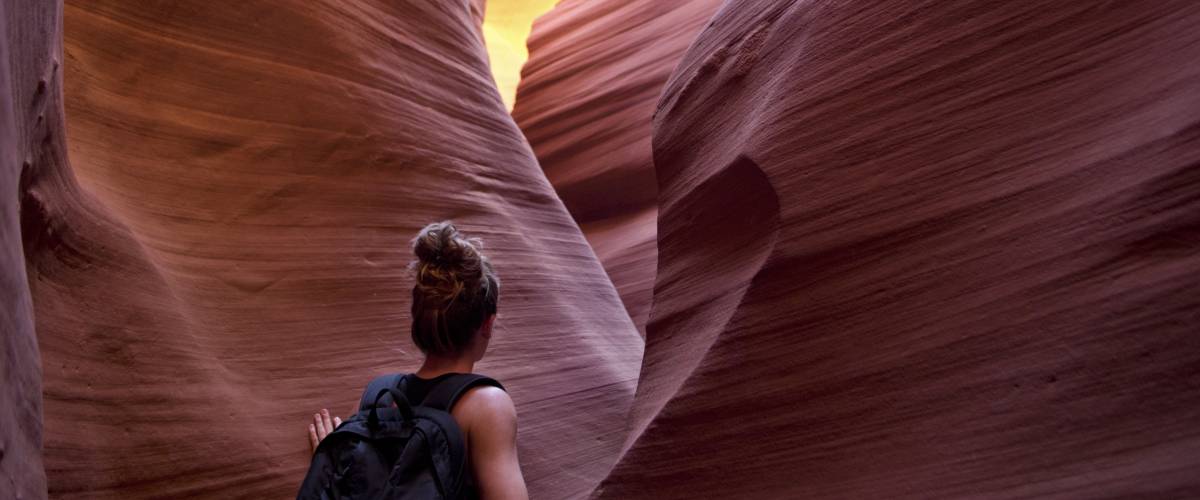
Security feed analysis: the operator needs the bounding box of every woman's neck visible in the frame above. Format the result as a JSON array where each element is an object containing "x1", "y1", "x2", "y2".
[{"x1": 415, "y1": 354, "x2": 475, "y2": 378}]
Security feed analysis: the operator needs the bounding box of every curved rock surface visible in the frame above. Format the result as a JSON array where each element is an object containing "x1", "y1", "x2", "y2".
[
  {"x1": 511, "y1": 0, "x2": 722, "y2": 335},
  {"x1": 2, "y1": 1, "x2": 51, "y2": 497},
  {"x1": 12, "y1": 1, "x2": 642, "y2": 498},
  {"x1": 11, "y1": 0, "x2": 1200, "y2": 498},
  {"x1": 598, "y1": 1, "x2": 1200, "y2": 498}
]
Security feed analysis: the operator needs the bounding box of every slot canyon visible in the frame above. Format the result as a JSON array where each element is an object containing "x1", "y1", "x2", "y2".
[{"x1": 3, "y1": 0, "x2": 1199, "y2": 499}]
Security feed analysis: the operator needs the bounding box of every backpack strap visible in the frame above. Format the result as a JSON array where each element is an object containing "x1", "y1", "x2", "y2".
[
  {"x1": 357, "y1": 373, "x2": 406, "y2": 412},
  {"x1": 419, "y1": 373, "x2": 504, "y2": 412}
]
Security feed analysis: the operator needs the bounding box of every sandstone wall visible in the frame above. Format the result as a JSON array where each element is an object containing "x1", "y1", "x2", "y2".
[
  {"x1": 1, "y1": 1, "x2": 54, "y2": 497},
  {"x1": 512, "y1": 0, "x2": 723, "y2": 335},
  {"x1": 598, "y1": 1, "x2": 1200, "y2": 497},
  {"x1": 15, "y1": 1, "x2": 642, "y2": 497}
]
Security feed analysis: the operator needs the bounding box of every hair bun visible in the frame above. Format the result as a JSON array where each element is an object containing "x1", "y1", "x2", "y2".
[
  {"x1": 412, "y1": 221, "x2": 482, "y2": 277},
  {"x1": 408, "y1": 221, "x2": 500, "y2": 356}
]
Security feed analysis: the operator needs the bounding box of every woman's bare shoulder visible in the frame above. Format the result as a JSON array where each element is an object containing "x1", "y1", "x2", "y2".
[{"x1": 453, "y1": 386, "x2": 516, "y2": 428}]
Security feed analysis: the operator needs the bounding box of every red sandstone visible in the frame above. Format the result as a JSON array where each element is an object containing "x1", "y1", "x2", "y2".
[{"x1": 4, "y1": 1, "x2": 1199, "y2": 499}]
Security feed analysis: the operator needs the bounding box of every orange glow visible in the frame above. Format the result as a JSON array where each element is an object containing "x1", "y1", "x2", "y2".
[{"x1": 483, "y1": 0, "x2": 559, "y2": 111}]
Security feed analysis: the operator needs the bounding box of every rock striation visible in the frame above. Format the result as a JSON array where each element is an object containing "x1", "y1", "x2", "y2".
[
  {"x1": 2, "y1": 1, "x2": 54, "y2": 497},
  {"x1": 512, "y1": 0, "x2": 723, "y2": 335},
  {"x1": 10, "y1": 1, "x2": 642, "y2": 498},
  {"x1": 7, "y1": 0, "x2": 1200, "y2": 498},
  {"x1": 596, "y1": 1, "x2": 1200, "y2": 498}
]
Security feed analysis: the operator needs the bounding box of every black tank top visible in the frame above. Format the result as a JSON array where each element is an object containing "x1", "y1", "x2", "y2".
[
  {"x1": 401, "y1": 372, "x2": 464, "y2": 408},
  {"x1": 402, "y1": 372, "x2": 481, "y2": 499}
]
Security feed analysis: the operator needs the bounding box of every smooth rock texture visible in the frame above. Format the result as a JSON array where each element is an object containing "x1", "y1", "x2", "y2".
[
  {"x1": 17, "y1": 1, "x2": 641, "y2": 498},
  {"x1": 597, "y1": 1, "x2": 1200, "y2": 498},
  {"x1": 11, "y1": 0, "x2": 1200, "y2": 498},
  {"x1": 512, "y1": 0, "x2": 723, "y2": 335},
  {"x1": 2, "y1": 1, "x2": 50, "y2": 498}
]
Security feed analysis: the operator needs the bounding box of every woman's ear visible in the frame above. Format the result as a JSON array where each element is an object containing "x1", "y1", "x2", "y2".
[{"x1": 480, "y1": 313, "x2": 497, "y2": 339}]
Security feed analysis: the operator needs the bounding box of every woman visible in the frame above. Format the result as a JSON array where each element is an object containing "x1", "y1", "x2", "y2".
[{"x1": 306, "y1": 221, "x2": 528, "y2": 500}]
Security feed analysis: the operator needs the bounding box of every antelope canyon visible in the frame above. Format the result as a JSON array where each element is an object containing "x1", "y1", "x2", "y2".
[
  {"x1": 2, "y1": 1, "x2": 48, "y2": 497},
  {"x1": 4, "y1": 0, "x2": 1199, "y2": 499},
  {"x1": 512, "y1": 0, "x2": 723, "y2": 335},
  {"x1": 597, "y1": 0, "x2": 1200, "y2": 498},
  {"x1": 8, "y1": 0, "x2": 640, "y2": 498}
]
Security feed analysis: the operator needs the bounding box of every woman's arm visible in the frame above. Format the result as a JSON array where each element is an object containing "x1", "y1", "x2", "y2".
[{"x1": 459, "y1": 387, "x2": 529, "y2": 500}]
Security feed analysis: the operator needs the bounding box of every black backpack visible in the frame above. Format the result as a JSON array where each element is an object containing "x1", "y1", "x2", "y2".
[{"x1": 297, "y1": 373, "x2": 504, "y2": 499}]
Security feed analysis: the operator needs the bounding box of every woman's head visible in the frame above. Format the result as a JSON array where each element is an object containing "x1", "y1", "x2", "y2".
[{"x1": 410, "y1": 221, "x2": 499, "y2": 358}]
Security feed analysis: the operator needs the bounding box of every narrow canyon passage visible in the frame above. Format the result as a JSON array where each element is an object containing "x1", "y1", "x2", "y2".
[
  {"x1": 4, "y1": 0, "x2": 1200, "y2": 499},
  {"x1": 10, "y1": 1, "x2": 641, "y2": 498},
  {"x1": 511, "y1": 0, "x2": 724, "y2": 337}
]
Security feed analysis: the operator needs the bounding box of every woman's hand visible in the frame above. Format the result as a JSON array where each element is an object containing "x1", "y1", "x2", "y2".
[{"x1": 307, "y1": 408, "x2": 343, "y2": 452}]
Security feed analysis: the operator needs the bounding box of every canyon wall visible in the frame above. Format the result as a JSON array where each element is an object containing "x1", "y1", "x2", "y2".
[
  {"x1": 597, "y1": 0, "x2": 1200, "y2": 498},
  {"x1": 13, "y1": 1, "x2": 642, "y2": 498},
  {"x1": 512, "y1": 0, "x2": 722, "y2": 334},
  {"x1": 2, "y1": 1, "x2": 51, "y2": 497},
  {"x1": 9, "y1": 0, "x2": 1200, "y2": 498}
]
